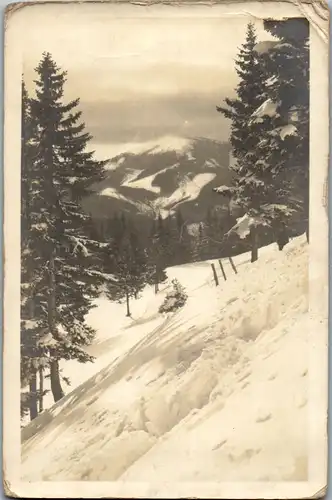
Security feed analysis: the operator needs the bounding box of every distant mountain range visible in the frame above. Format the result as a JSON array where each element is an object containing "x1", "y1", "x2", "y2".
[{"x1": 82, "y1": 136, "x2": 232, "y2": 225}]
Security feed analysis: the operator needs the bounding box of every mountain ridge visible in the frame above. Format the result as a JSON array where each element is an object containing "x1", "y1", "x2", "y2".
[{"x1": 82, "y1": 137, "x2": 232, "y2": 223}]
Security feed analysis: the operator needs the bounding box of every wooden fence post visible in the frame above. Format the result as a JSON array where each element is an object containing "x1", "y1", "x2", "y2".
[
  {"x1": 211, "y1": 263, "x2": 219, "y2": 286},
  {"x1": 218, "y1": 260, "x2": 227, "y2": 281},
  {"x1": 228, "y1": 256, "x2": 238, "y2": 274}
]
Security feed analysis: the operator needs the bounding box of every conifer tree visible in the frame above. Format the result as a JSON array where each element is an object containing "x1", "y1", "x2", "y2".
[
  {"x1": 255, "y1": 19, "x2": 309, "y2": 242},
  {"x1": 22, "y1": 53, "x2": 108, "y2": 404},
  {"x1": 147, "y1": 215, "x2": 168, "y2": 293},
  {"x1": 216, "y1": 20, "x2": 302, "y2": 262},
  {"x1": 214, "y1": 22, "x2": 267, "y2": 262},
  {"x1": 192, "y1": 223, "x2": 205, "y2": 262},
  {"x1": 21, "y1": 80, "x2": 48, "y2": 420},
  {"x1": 203, "y1": 207, "x2": 224, "y2": 259},
  {"x1": 106, "y1": 220, "x2": 148, "y2": 316},
  {"x1": 174, "y1": 210, "x2": 192, "y2": 265}
]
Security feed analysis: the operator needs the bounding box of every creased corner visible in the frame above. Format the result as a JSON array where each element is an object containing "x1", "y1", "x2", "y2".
[
  {"x1": 3, "y1": 476, "x2": 20, "y2": 498},
  {"x1": 294, "y1": 0, "x2": 329, "y2": 44},
  {"x1": 4, "y1": 2, "x2": 33, "y2": 30},
  {"x1": 309, "y1": 484, "x2": 328, "y2": 499}
]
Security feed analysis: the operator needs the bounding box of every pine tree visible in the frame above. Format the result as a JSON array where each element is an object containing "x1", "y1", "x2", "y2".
[
  {"x1": 106, "y1": 221, "x2": 148, "y2": 316},
  {"x1": 174, "y1": 210, "x2": 192, "y2": 265},
  {"x1": 21, "y1": 80, "x2": 48, "y2": 420},
  {"x1": 256, "y1": 19, "x2": 309, "y2": 242},
  {"x1": 217, "y1": 23, "x2": 266, "y2": 165},
  {"x1": 214, "y1": 23, "x2": 268, "y2": 262},
  {"x1": 214, "y1": 21, "x2": 305, "y2": 261},
  {"x1": 147, "y1": 215, "x2": 168, "y2": 293},
  {"x1": 22, "y1": 53, "x2": 108, "y2": 404}
]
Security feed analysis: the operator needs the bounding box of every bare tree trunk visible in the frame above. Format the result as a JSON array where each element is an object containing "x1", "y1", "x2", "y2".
[
  {"x1": 275, "y1": 223, "x2": 289, "y2": 251},
  {"x1": 126, "y1": 291, "x2": 131, "y2": 317},
  {"x1": 154, "y1": 265, "x2": 159, "y2": 294},
  {"x1": 48, "y1": 251, "x2": 64, "y2": 402},
  {"x1": 38, "y1": 366, "x2": 44, "y2": 413},
  {"x1": 250, "y1": 226, "x2": 258, "y2": 263},
  {"x1": 50, "y1": 360, "x2": 64, "y2": 402},
  {"x1": 29, "y1": 371, "x2": 38, "y2": 421}
]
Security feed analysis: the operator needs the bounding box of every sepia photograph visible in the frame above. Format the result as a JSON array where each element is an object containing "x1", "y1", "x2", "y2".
[{"x1": 3, "y1": 0, "x2": 329, "y2": 497}]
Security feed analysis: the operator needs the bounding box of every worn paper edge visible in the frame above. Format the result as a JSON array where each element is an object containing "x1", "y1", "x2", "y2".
[{"x1": 2, "y1": 0, "x2": 329, "y2": 498}]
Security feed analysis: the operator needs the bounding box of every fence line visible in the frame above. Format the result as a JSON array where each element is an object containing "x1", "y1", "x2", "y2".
[
  {"x1": 218, "y1": 260, "x2": 227, "y2": 281},
  {"x1": 211, "y1": 263, "x2": 219, "y2": 287}
]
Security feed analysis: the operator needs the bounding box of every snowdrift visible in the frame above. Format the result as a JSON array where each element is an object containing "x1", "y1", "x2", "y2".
[{"x1": 21, "y1": 235, "x2": 309, "y2": 484}]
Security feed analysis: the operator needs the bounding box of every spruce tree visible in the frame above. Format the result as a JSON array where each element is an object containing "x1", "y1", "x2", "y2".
[
  {"x1": 22, "y1": 53, "x2": 108, "y2": 404},
  {"x1": 21, "y1": 80, "x2": 48, "y2": 420},
  {"x1": 256, "y1": 19, "x2": 309, "y2": 241},
  {"x1": 106, "y1": 220, "x2": 148, "y2": 316},
  {"x1": 147, "y1": 215, "x2": 168, "y2": 293},
  {"x1": 214, "y1": 22, "x2": 267, "y2": 262}
]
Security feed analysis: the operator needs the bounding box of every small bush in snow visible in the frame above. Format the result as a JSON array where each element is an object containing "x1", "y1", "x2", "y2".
[{"x1": 159, "y1": 279, "x2": 188, "y2": 313}]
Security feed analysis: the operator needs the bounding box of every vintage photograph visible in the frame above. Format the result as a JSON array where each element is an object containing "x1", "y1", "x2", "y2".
[{"x1": 2, "y1": 0, "x2": 329, "y2": 497}]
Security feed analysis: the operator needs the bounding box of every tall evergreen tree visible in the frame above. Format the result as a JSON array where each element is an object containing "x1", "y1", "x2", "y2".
[
  {"x1": 255, "y1": 19, "x2": 309, "y2": 242},
  {"x1": 214, "y1": 22, "x2": 268, "y2": 262},
  {"x1": 21, "y1": 80, "x2": 48, "y2": 420},
  {"x1": 21, "y1": 53, "x2": 108, "y2": 405},
  {"x1": 215, "y1": 21, "x2": 306, "y2": 261}
]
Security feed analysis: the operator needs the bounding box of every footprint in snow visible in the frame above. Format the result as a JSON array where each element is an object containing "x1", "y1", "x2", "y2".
[
  {"x1": 255, "y1": 412, "x2": 272, "y2": 423},
  {"x1": 212, "y1": 439, "x2": 227, "y2": 451}
]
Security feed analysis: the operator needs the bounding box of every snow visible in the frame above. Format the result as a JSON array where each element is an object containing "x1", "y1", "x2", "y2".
[
  {"x1": 278, "y1": 124, "x2": 298, "y2": 140},
  {"x1": 204, "y1": 159, "x2": 219, "y2": 168},
  {"x1": 251, "y1": 99, "x2": 279, "y2": 120},
  {"x1": 21, "y1": 236, "x2": 309, "y2": 488},
  {"x1": 155, "y1": 173, "x2": 216, "y2": 214},
  {"x1": 148, "y1": 136, "x2": 192, "y2": 155},
  {"x1": 231, "y1": 213, "x2": 255, "y2": 239},
  {"x1": 99, "y1": 187, "x2": 137, "y2": 206},
  {"x1": 265, "y1": 75, "x2": 278, "y2": 88},
  {"x1": 123, "y1": 165, "x2": 180, "y2": 194},
  {"x1": 94, "y1": 136, "x2": 192, "y2": 162},
  {"x1": 31, "y1": 222, "x2": 48, "y2": 230},
  {"x1": 121, "y1": 168, "x2": 142, "y2": 184},
  {"x1": 122, "y1": 171, "x2": 216, "y2": 216},
  {"x1": 214, "y1": 185, "x2": 234, "y2": 197},
  {"x1": 254, "y1": 41, "x2": 279, "y2": 54}
]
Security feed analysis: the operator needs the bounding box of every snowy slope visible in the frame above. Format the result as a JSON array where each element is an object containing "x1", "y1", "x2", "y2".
[{"x1": 21, "y1": 236, "x2": 309, "y2": 484}]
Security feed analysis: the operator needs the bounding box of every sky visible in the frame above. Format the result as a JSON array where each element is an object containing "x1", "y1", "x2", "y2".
[{"x1": 19, "y1": 3, "x2": 273, "y2": 159}]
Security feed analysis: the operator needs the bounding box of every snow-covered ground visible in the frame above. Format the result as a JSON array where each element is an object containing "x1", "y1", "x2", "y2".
[{"x1": 21, "y1": 235, "x2": 309, "y2": 485}]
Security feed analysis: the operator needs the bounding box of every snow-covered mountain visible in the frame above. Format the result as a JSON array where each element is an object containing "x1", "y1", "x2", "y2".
[
  {"x1": 21, "y1": 235, "x2": 310, "y2": 487},
  {"x1": 82, "y1": 137, "x2": 232, "y2": 221}
]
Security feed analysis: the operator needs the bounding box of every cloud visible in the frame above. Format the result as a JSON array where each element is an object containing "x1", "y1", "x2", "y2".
[
  {"x1": 18, "y1": 3, "x2": 273, "y2": 154},
  {"x1": 81, "y1": 92, "x2": 232, "y2": 145}
]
